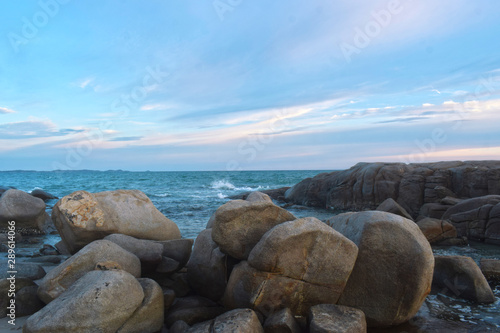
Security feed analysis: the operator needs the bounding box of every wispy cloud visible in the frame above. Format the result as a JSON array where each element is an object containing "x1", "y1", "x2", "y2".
[
  {"x1": 140, "y1": 104, "x2": 173, "y2": 111},
  {"x1": 0, "y1": 106, "x2": 16, "y2": 114},
  {"x1": 75, "y1": 77, "x2": 95, "y2": 89},
  {"x1": 109, "y1": 136, "x2": 143, "y2": 142}
]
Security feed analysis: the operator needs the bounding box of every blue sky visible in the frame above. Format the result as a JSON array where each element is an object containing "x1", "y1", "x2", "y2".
[{"x1": 1, "y1": 0, "x2": 500, "y2": 171}]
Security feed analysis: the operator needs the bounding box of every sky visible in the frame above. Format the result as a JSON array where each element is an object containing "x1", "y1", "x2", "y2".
[{"x1": 1, "y1": 0, "x2": 500, "y2": 171}]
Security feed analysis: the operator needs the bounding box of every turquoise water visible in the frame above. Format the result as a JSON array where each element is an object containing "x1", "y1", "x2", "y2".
[{"x1": 0, "y1": 170, "x2": 334, "y2": 238}]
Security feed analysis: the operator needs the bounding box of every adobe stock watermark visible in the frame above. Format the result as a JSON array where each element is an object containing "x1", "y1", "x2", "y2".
[
  {"x1": 338, "y1": 0, "x2": 406, "y2": 63},
  {"x1": 51, "y1": 65, "x2": 170, "y2": 170},
  {"x1": 213, "y1": 0, "x2": 243, "y2": 21},
  {"x1": 7, "y1": 0, "x2": 71, "y2": 53},
  {"x1": 5, "y1": 221, "x2": 17, "y2": 326},
  {"x1": 400, "y1": 72, "x2": 500, "y2": 164},
  {"x1": 226, "y1": 110, "x2": 291, "y2": 171}
]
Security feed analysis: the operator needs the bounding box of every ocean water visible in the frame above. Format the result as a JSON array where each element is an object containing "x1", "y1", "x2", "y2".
[
  {"x1": 1, "y1": 170, "x2": 499, "y2": 332},
  {"x1": 0, "y1": 170, "x2": 334, "y2": 238}
]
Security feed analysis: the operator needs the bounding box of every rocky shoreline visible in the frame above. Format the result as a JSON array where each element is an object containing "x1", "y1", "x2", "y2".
[{"x1": 0, "y1": 161, "x2": 499, "y2": 332}]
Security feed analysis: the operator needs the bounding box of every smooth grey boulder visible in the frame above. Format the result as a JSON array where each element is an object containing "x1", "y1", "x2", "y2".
[
  {"x1": 30, "y1": 189, "x2": 58, "y2": 201},
  {"x1": 433, "y1": 256, "x2": 495, "y2": 304},
  {"x1": 263, "y1": 308, "x2": 301, "y2": 333},
  {"x1": 37, "y1": 239, "x2": 141, "y2": 303},
  {"x1": 104, "y1": 233, "x2": 163, "y2": 265},
  {"x1": 225, "y1": 217, "x2": 358, "y2": 317},
  {"x1": 248, "y1": 217, "x2": 358, "y2": 287},
  {"x1": 117, "y1": 278, "x2": 164, "y2": 333},
  {"x1": 211, "y1": 200, "x2": 296, "y2": 259},
  {"x1": 246, "y1": 191, "x2": 273, "y2": 203},
  {"x1": 187, "y1": 229, "x2": 232, "y2": 301},
  {"x1": 23, "y1": 270, "x2": 144, "y2": 333},
  {"x1": 0, "y1": 189, "x2": 46, "y2": 230},
  {"x1": 327, "y1": 211, "x2": 434, "y2": 327},
  {"x1": 308, "y1": 304, "x2": 366, "y2": 333},
  {"x1": 52, "y1": 190, "x2": 181, "y2": 253}
]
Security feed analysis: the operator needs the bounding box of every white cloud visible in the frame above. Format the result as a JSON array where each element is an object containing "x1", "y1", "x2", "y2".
[
  {"x1": 140, "y1": 104, "x2": 172, "y2": 111},
  {"x1": 0, "y1": 106, "x2": 16, "y2": 114},
  {"x1": 76, "y1": 77, "x2": 95, "y2": 89}
]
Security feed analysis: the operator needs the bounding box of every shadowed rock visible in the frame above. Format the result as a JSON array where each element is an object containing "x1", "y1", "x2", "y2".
[{"x1": 433, "y1": 256, "x2": 495, "y2": 304}]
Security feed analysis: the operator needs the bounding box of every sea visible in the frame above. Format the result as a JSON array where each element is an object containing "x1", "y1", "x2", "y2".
[{"x1": 1, "y1": 170, "x2": 499, "y2": 332}]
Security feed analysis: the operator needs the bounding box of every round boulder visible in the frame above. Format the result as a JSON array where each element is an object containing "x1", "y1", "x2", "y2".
[
  {"x1": 225, "y1": 217, "x2": 358, "y2": 317},
  {"x1": 52, "y1": 190, "x2": 181, "y2": 253},
  {"x1": 23, "y1": 270, "x2": 144, "y2": 333},
  {"x1": 211, "y1": 200, "x2": 296, "y2": 260},
  {"x1": 326, "y1": 211, "x2": 434, "y2": 327},
  {"x1": 0, "y1": 189, "x2": 46, "y2": 230}
]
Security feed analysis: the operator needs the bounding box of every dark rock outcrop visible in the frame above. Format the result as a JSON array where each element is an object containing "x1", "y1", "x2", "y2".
[
  {"x1": 285, "y1": 161, "x2": 500, "y2": 220},
  {"x1": 442, "y1": 195, "x2": 500, "y2": 244}
]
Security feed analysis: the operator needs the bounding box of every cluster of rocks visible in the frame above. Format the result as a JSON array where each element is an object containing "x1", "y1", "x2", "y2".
[
  {"x1": 284, "y1": 161, "x2": 500, "y2": 244},
  {"x1": 1, "y1": 171, "x2": 499, "y2": 332}
]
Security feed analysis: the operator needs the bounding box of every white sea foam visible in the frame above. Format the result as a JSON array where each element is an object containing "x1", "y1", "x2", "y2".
[
  {"x1": 217, "y1": 192, "x2": 227, "y2": 199},
  {"x1": 210, "y1": 180, "x2": 266, "y2": 192},
  {"x1": 210, "y1": 180, "x2": 236, "y2": 190}
]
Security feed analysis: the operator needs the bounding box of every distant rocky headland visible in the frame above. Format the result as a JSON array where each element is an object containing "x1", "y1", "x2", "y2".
[
  {"x1": 0, "y1": 161, "x2": 499, "y2": 332},
  {"x1": 283, "y1": 160, "x2": 500, "y2": 245}
]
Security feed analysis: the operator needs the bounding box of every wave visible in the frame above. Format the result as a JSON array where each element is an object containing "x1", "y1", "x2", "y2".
[
  {"x1": 217, "y1": 192, "x2": 228, "y2": 199},
  {"x1": 210, "y1": 180, "x2": 236, "y2": 190},
  {"x1": 149, "y1": 192, "x2": 171, "y2": 198},
  {"x1": 210, "y1": 180, "x2": 269, "y2": 192}
]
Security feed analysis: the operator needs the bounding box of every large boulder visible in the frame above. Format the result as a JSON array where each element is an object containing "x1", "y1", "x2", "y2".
[
  {"x1": 52, "y1": 190, "x2": 181, "y2": 253},
  {"x1": 433, "y1": 256, "x2": 495, "y2": 304},
  {"x1": 285, "y1": 161, "x2": 500, "y2": 218},
  {"x1": 0, "y1": 189, "x2": 46, "y2": 230},
  {"x1": 187, "y1": 229, "x2": 232, "y2": 302},
  {"x1": 23, "y1": 270, "x2": 145, "y2": 333},
  {"x1": 308, "y1": 304, "x2": 366, "y2": 333},
  {"x1": 416, "y1": 218, "x2": 457, "y2": 244},
  {"x1": 37, "y1": 239, "x2": 141, "y2": 303},
  {"x1": 326, "y1": 211, "x2": 434, "y2": 327},
  {"x1": 224, "y1": 217, "x2": 358, "y2": 316},
  {"x1": 210, "y1": 200, "x2": 296, "y2": 260}
]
